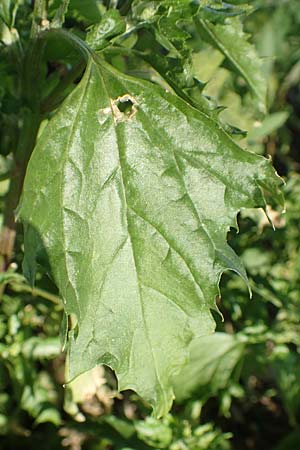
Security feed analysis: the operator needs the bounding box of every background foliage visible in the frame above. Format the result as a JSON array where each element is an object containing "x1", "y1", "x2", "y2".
[{"x1": 0, "y1": 0, "x2": 299, "y2": 449}]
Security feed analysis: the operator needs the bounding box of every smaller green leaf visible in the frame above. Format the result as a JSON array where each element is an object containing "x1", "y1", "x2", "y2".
[
  {"x1": 105, "y1": 415, "x2": 135, "y2": 440},
  {"x1": 172, "y1": 332, "x2": 246, "y2": 401},
  {"x1": 247, "y1": 111, "x2": 289, "y2": 142},
  {"x1": 0, "y1": 0, "x2": 12, "y2": 26},
  {"x1": 66, "y1": 0, "x2": 102, "y2": 24},
  {"x1": 52, "y1": 0, "x2": 70, "y2": 28},
  {"x1": 34, "y1": 408, "x2": 61, "y2": 426},
  {"x1": 131, "y1": 0, "x2": 160, "y2": 23},
  {"x1": 22, "y1": 337, "x2": 61, "y2": 360},
  {"x1": 272, "y1": 347, "x2": 300, "y2": 424},
  {"x1": 131, "y1": 1, "x2": 200, "y2": 95},
  {"x1": 135, "y1": 417, "x2": 173, "y2": 449},
  {"x1": 195, "y1": 16, "x2": 267, "y2": 112},
  {"x1": 192, "y1": 48, "x2": 225, "y2": 83},
  {"x1": 86, "y1": 9, "x2": 126, "y2": 51},
  {"x1": 132, "y1": 0, "x2": 194, "y2": 58}
]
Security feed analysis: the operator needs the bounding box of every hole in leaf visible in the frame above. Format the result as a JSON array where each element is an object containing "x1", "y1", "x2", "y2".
[
  {"x1": 111, "y1": 94, "x2": 138, "y2": 123},
  {"x1": 116, "y1": 98, "x2": 134, "y2": 114}
]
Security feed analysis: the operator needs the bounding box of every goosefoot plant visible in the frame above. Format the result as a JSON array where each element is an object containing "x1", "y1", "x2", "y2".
[{"x1": 0, "y1": 0, "x2": 283, "y2": 417}]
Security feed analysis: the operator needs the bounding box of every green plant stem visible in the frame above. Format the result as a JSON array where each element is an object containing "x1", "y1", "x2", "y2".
[
  {"x1": 8, "y1": 282, "x2": 62, "y2": 306},
  {"x1": 0, "y1": 109, "x2": 41, "y2": 272},
  {"x1": 0, "y1": 25, "x2": 88, "y2": 273},
  {"x1": 0, "y1": 6, "x2": 47, "y2": 273},
  {"x1": 31, "y1": 0, "x2": 48, "y2": 38}
]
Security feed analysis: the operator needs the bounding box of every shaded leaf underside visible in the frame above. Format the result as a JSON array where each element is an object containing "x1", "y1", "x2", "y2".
[{"x1": 19, "y1": 56, "x2": 282, "y2": 416}]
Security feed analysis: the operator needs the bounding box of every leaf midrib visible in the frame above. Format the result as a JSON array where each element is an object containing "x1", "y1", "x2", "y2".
[{"x1": 94, "y1": 62, "x2": 168, "y2": 406}]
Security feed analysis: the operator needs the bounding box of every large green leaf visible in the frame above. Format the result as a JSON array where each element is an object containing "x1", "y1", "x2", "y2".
[
  {"x1": 18, "y1": 55, "x2": 282, "y2": 417},
  {"x1": 195, "y1": 17, "x2": 267, "y2": 112}
]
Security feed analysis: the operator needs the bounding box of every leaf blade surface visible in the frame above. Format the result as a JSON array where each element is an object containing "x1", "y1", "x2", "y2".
[{"x1": 19, "y1": 58, "x2": 282, "y2": 416}]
